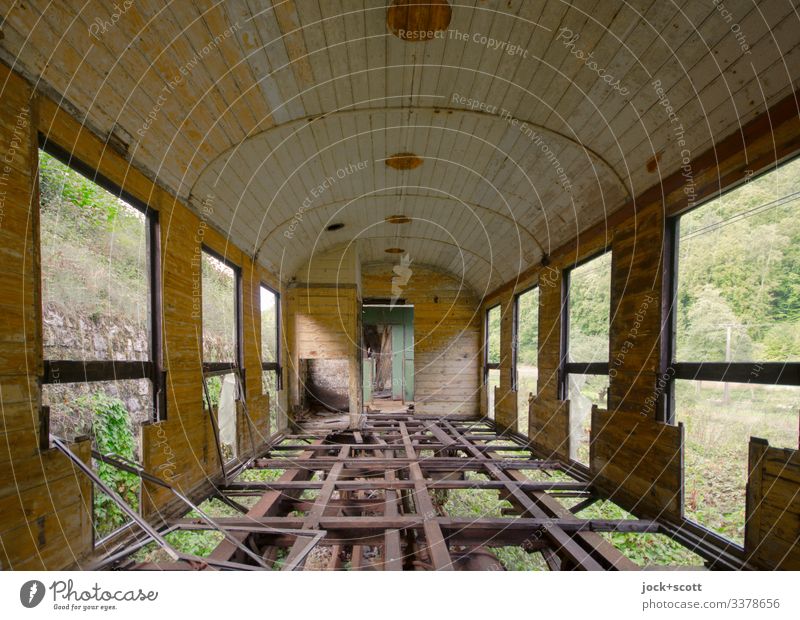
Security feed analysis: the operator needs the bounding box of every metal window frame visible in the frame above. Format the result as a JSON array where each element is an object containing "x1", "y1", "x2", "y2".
[
  {"x1": 38, "y1": 137, "x2": 166, "y2": 421},
  {"x1": 260, "y1": 282, "x2": 282, "y2": 391},
  {"x1": 199, "y1": 247, "x2": 245, "y2": 473},
  {"x1": 663, "y1": 208, "x2": 800, "y2": 424},
  {"x1": 200, "y1": 245, "x2": 244, "y2": 381},
  {"x1": 559, "y1": 248, "x2": 612, "y2": 401},
  {"x1": 512, "y1": 284, "x2": 539, "y2": 392}
]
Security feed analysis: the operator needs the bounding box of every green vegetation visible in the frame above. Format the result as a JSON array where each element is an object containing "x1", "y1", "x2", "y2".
[
  {"x1": 503, "y1": 159, "x2": 800, "y2": 557},
  {"x1": 676, "y1": 164, "x2": 800, "y2": 362},
  {"x1": 133, "y1": 498, "x2": 241, "y2": 563},
  {"x1": 260, "y1": 286, "x2": 282, "y2": 433},
  {"x1": 82, "y1": 393, "x2": 141, "y2": 539},
  {"x1": 486, "y1": 305, "x2": 501, "y2": 364},
  {"x1": 569, "y1": 251, "x2": 612, "y2": 363},
  {"x1": 516, "y1": 288, "x2": 540, "y2": 366},
  {"x1": 261, "y1": 287, "x2": 278, "y2": 362},
  {"x1": 90, "y1": 392, "x2": 141, "y2": 536},
  {"x1": 262, "y1": 370, "x2": 281, "y2": 434},
  {"x1": 203, "y1": 374, "x2": 223, "y2": 408},
  {"x1": 575, "y1": 500, "x2": 704, "y2": 567},
  {"x1": 516, "y1": 288, "x2": 539, "y2": 433},
  {"x1": 40, "y1": 390, "x2": 142, "y2": 539},
  {"x1": 440, "y1": 473, "x2": 702, "y2": 569},
  {"x1": 201, "y1": 252, "x2": 237, "y2": 361},
  {"x1": 676, "y1": 380, "x2": 798, "y2": 544},
  {"x1": 672, "y1": 160, "x2": 800, "y2": 543},
  {"x1": 441, "y1": 473, "x2": 548, "y2": 570},
  {"x1": 39, "y1": 150, "x2": 149, "y2": 356}
]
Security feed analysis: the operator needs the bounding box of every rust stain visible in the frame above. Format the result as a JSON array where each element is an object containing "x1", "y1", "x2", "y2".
[
  {"x1": 385, "y1": 247, "x2": 406, "y2": 254},
  {"x1": 387, "y1": 0, "x2": 452, "y2": 41},
  {"x1": 646, "y1": 150, "x2": 663, "y2": 173}
]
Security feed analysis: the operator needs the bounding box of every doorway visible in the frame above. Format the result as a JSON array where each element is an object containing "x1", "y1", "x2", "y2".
[{"x1": 362, "y1": 304, "x2": 414, "y2": 408}]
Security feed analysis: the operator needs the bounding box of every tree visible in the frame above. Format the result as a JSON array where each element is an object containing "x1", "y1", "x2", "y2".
[{"x1": 678, "y1": 285, "x2": 753, "y2": 361}]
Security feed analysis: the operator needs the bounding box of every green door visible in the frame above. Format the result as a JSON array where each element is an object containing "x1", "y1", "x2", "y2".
[
  {"x1": 391, "y1": 325, "x2": 404, "y2": 400},
  {"x1": 363, "y1": 357, "x2": 373, "y2": 403},
  {"x1": 403, "y1": 307, "x2": 414, "y2": 401},
  {"x1": 363, "y1": 305, "x2": 414, "y2": 402}
]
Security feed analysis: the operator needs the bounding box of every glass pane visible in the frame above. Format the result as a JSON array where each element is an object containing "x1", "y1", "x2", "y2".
[
  {"x1": 39, "y1": 150, "x2": 149, "y2": 361},
  {"x1": 487, "y1": 305, "x2": 501, "y2": 365},
  {"x1": 262, "y1": 370, "x2": 281, "y2": 434},
  {"x1": 516, "y1": 287, "x2": 539, "y2": 435},
  {"x1": 204, "y1": 373, "x2": 238, "y2": 462},
  {"x1": 202, "y1": 252, "x2": 237, "y2": 362},
  {"x1": 567, "y1": 373, "x2": 608, "y2": 465},
  {"x1": 568, "y1": 252, "x2": 611, "y2": 362},
  {"x1": 676, "y1": 157, "x2": 800, "y2": 362},
  {"x1": 42, "y1": 381, "x2": 150, "y2": 539},
  {"x1": 675, "y1": 379, "x2": 799, "y2": 545},
  {"x1": 260, "y1": 286, "x2": 278, "y2": 363}
]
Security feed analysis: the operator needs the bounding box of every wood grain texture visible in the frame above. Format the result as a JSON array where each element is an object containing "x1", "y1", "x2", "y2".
[
  {"x1": 590, "y1": 407, "x2": 683, "y2": 519},
  {"x1": 528, "y1": 397, "x2": 570, "y2": 461},
  {"x1": 362, "y1": 263, "x2": 480, "y2": 417},
  {"x1": 746, "y1": 439, "x2": 800, "y2": 570},
  {"x1": 0, "y1": 65, "x2": 285, "y2": 568},
  {"x1": 4, "y1": 3, "x2": 795, "y2": 291}
]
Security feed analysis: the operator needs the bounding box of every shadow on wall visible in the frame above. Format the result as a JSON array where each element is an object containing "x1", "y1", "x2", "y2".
[{"x1": 300, "y1": 358, "x2": 350, "y2": 412}]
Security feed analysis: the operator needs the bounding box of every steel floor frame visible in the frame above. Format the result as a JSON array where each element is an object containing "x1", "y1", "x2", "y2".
[{"x1": 100, "y1": 413, "x2": 710, "y2": 571}]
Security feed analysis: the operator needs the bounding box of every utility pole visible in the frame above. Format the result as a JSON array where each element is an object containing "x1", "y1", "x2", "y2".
[{"x1": 723, "y1": 324, "x2": 732, "y2": 405}]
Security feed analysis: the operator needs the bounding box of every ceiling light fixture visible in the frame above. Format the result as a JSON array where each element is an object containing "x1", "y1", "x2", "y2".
[
  {"x1": 386, "y1": 152, "x2": 423, "y2": 170},
  {"x1": 386, "y1": 215, "x2": 413, "y2": 224}
]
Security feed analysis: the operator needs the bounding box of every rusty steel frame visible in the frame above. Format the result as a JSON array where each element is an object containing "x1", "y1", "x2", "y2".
[{"x1": 86, "y1": 412, "x2": 703, "y2": 571}]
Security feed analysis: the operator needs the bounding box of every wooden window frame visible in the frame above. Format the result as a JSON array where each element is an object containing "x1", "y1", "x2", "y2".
[{"x1": 38, "y1": 137, "x2": 166, "y2": 422}]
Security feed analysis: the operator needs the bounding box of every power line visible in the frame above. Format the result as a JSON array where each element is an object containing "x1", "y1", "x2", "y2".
[{"x1": 682, "y1": 189, "x2": 800, "y2": 240}]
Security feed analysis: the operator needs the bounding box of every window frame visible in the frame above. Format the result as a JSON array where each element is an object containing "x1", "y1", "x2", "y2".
[
  {"x1": 662, "y1": 197, "x2": 800, "y2": 424},
  {"x1": 483, "y1": 303, "x2": 501, "y2": 385},
  {"x1": 512, "y1": 284, "x2": 539, "y2": 392},
  {"x1": 200, "y1": 245, "x2": 244, "y2": 381},
  {"x1": 558, "y1": 248, "x2": 612, "y2": 401},
  {"x1": 260, "y1": 281, "x2": 282, "y2": 391},
  {"x1": 38, "y1": 137, "x2": 166, "y2": 422}
]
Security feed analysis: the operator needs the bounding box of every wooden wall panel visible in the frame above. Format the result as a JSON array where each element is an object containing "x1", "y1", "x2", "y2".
[
  {"x1": 528, "y1": 397, "x2": 570, "y2": 461},
  {"x1": 0, "y1": 61, "x2": 285, "y2": 569},
  {"x1": 286, "y1": 283, "x2": 361, "y2": 426},
  {"x1": 479, "y1": 87, "x2": 800, "y2": 567},
  {"x1": 590, "y1": 408, "x2": 683, "y2": 519},
  {"x1": 608, "y1": 203, "x2": 663, "y2": 414},
  {"x1": 745, "y1": 439, "x2": 800, "y2": 570},
  {"x1": 0, "y1": 65, "x2": 93, "y2": 569},
  {"x1": 361, "y1": 264, "x2": 480, "y2": 417}
]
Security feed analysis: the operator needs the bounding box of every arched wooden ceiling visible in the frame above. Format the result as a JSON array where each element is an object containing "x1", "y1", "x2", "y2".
[{"x1": 2, "y1": 0, "x2": 798, "y2": 291}]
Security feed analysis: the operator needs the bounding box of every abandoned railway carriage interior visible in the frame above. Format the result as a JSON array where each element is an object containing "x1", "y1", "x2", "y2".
[{"x1": 1, "y1": 0, "x2": 800, "y2": 595}]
